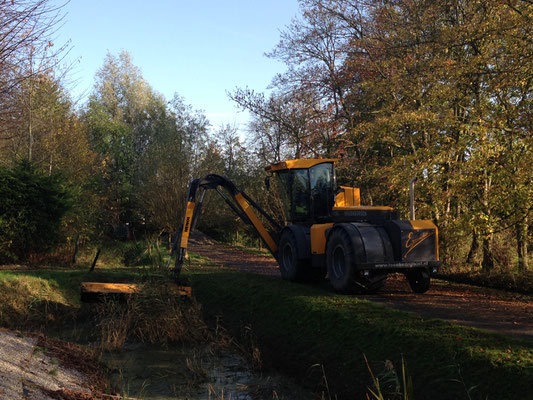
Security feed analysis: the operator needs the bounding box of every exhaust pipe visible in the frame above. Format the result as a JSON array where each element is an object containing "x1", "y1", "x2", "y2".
[{"x1": 410, "y1": 177, "x2": 418, "y2": 220}]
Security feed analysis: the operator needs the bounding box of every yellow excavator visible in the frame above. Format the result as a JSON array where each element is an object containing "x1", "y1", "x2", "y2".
[{"x1": 173, "y1": 159, "x2": 440, "y2": 294}]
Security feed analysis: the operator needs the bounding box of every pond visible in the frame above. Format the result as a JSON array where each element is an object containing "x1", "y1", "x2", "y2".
[{"x1": 102, "y1": 342, "x2": 304, "y2": 399}]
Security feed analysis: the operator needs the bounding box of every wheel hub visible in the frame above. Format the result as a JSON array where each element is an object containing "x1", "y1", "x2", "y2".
[
  {"x1": 332, "y1": 245, "x2": 346, "y2": 279},
  {"x1": 282, "y1": 243, "x2": 293, "y2": 269}
]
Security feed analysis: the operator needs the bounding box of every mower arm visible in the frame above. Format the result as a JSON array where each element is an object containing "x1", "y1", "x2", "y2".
[{"x1": 171, "y1": 174, "x2": 280, "y2": 280}]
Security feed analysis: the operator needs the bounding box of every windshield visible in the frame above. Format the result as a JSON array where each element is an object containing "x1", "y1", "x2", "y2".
[{"x1": 274, "y1": 169, "x2": 311, "y2": 223}]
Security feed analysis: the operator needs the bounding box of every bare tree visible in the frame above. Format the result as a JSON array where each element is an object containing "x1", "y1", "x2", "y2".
[{"x1": 0, "y1": 0, "x2": 68, "y2": 143}]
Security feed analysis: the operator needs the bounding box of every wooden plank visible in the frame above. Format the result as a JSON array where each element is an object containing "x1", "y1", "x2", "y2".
[
  {"x1": 80, "y1": 282, "x2": 192, "y2": 302},
  {"x1": 81, "y1": 282, "x2": 138, "y2": 294}
]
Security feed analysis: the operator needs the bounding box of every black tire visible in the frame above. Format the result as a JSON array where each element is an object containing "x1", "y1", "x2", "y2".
[
  {"x1": 278, "y1": 230, "x2": 306, "y2": 282},
  {"x1": 405, "y1": 268, "x2": 431, "y2": 293},
  {"x1": 326, "y1": 228, "x2": 358, "y2": 293},
  {"x1": 326, "y1": 228, "x2": 388, "y2": 294}
]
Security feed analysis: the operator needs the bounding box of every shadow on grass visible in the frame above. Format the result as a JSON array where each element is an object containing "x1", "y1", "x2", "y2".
[{"x1": 186, "y1": 269, "x2": 533, "y2": 400}]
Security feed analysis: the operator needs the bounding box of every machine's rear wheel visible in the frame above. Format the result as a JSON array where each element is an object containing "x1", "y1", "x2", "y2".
[
  {"x1": 278, "y1": 230, "x2": 306, "y2": 282},
  {"x1": 405, "y1": 268, "x2": 430, "y2": 293},
  {"x1": 326, "y1": 228, "x2": 388, "y2": 294}
]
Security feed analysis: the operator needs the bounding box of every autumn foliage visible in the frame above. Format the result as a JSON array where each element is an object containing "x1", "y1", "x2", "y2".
[
  {"x1": 233, "y1": 0, "x2": 532, "y2": 274},
  {"x1": 0, "y1": 0, "x2": 531, "y2": 275}
]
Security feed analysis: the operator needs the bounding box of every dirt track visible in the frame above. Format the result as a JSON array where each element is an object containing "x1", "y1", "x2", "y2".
[{"x1": 188, "y1": 234, "x2": 533, "y2": 341}]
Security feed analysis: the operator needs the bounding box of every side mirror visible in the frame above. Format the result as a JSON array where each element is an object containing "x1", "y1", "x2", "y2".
[{"x1": 264, "y1": 176, "x2": 271, "y2": 190}]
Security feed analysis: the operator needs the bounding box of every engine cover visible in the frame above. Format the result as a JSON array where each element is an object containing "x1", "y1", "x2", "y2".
[{"x1": 384, "y1": 220, "x2": 439, "y2": 262}]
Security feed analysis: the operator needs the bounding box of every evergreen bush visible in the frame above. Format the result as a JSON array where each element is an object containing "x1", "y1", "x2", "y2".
[{"x1": 0, "y1": 161, "x2": 72, "y2": 263}]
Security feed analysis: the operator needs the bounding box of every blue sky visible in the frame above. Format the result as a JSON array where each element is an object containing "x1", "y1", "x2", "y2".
[{"x1": 52, "y1": 0, "x2": 300, "y2": 131}]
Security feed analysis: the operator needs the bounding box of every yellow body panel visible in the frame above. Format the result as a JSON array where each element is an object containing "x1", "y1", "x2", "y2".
[
  {"x1": 332, "y1": 206, "x2": 394, "y2": 211},
  {"x1": 410, "y1": 220, "x2": 439, "y2": 260},
  {"x1": 410, "y1": 220, "x2": 437, "y2": 230},
  {"x1": 266, "y1": 158, "x2": 338, "y2": 172},
  {"x1": 235, "y1": 193, "x2": 278, "y2": 253},
  {"x1": 335, "y1": 186, "x2": 361, "y2": 207},
  {"x1": 180, "y1": 201, "x2": 196, "y2": 248},
  {"x1": 311, "y1": 223, "x2": 334, "y2": 255}
]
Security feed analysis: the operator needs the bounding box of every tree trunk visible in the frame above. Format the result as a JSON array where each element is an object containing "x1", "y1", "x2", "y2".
[
  {"x1": 466, "y1": 229, "x2": 479, "y2": 265},
  {"x1": 482, "y1": 235, "x2": 494, "y2": 272},
  {"x1": 72, "y1": 234, "x2": 80, "y2": 264},
  {"x1": 481, "y1": 169, "x2": 493, "y2": 272},
  {"x1": 516, "y1": 216, "x2": 529, "y2": 272},
  {"x1": 28, "y1": 50, "x2": 34, "y2": 162}
]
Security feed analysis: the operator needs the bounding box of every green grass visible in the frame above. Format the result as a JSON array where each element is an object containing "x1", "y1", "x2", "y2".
[
  {"x1": 0, "y1": 268, "x2": 146, "y2": 301},
  {"x1": 184, "y1": 264, "x2": 533, "y2": 400},
  {"x1": 3, "y1": 240, "x2": 533, "y2": 399},
  {"x1": 0, "y1": 238, "x2": 170, "y2": 305},
  {"x1": 0, "y1": 267, "x2": 149, "y2": 332}
]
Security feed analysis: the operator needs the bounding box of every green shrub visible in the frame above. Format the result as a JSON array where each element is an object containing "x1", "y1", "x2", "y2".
[
  {"x1": 122, "y1": 242, "x2": 146, "y2": 266},
  {"x1": 0, "y1": 160, "x2": 72, "y2": 263}
]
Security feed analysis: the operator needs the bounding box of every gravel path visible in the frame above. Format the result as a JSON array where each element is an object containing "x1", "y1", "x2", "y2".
[
  {"x1": 188, "y1": 233, "x2": 533, "y2": 342},
  {"x1": 0, "y1": 329, "x2": 94, "y2": 400}
]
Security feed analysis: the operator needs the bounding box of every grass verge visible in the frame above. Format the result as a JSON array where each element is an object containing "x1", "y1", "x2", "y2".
[
  {"x1": 0, "y1": 267, "x2": 149, "y2": 333},
  {"x1": 185, "y1": 264, "x2": 533, "y2": 400},
  {"x1": 437, "y1": 270, "x2": 533, "y2": 295},
  {"x1": 3, "y1": 240, "x2": 532, "y2": 400}
]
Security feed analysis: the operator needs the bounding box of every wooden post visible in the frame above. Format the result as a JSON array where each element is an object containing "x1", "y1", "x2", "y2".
[{"x1": 89, "y1": 248, "x2": 101, "y2": 272}]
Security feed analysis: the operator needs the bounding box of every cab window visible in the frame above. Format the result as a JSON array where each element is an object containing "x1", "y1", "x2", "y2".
[{"x1": 309, "y1": 163, "x2": 334, "y2": 220}]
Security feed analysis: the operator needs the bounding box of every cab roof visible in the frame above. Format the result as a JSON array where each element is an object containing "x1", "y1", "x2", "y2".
[{"x1": 265, "y1": 158, "x2": 338, "y2": 172}]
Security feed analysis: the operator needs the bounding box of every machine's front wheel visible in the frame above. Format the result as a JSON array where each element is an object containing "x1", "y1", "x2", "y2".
[
  {"x1": 326, "y1": 228, "x2": 388, "y2": 294},
  {"x1": 278, "y1": 230, "x2": 306, "y2": 282},
  {"x1": 326, "y1": 228, "x2": 357, "y2": 293},
  {"x1": 405, "y1": 268, "x2": 431, "y2": 293}
]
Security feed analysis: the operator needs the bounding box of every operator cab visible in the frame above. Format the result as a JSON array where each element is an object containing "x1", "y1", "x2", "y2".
[{"x1": 265, "y1": 159, "x2": 337, "y2": 224}]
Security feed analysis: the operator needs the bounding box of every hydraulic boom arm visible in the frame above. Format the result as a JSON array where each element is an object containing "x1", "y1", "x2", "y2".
[{"x1": 171, "y1": 174, "x2": 281, "y2": 280}]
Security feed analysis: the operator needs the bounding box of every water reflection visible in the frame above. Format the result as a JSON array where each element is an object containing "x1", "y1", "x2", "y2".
[{"x1": 103, "y1": 343, "x2": 255, "y2": 399}]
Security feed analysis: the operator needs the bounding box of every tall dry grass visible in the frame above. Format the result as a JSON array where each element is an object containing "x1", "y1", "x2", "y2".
[{"x1": 97, "y1": 280, "x2": 210, "y2": 350}]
